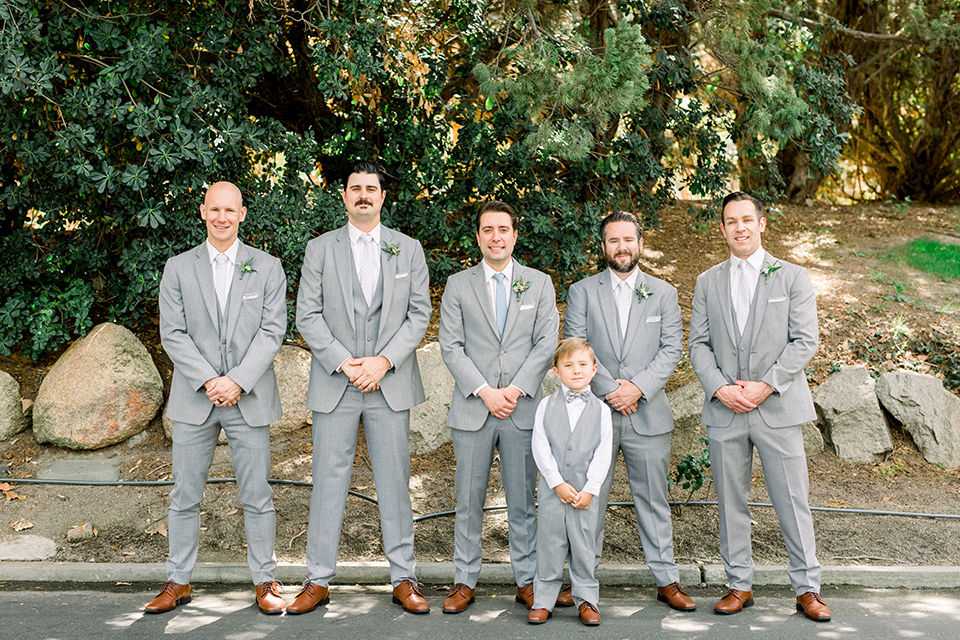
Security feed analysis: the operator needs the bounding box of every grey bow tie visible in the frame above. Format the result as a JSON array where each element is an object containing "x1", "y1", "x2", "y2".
[{"x1": 565, "y1": 389, "x2": 592, "y2": 403}]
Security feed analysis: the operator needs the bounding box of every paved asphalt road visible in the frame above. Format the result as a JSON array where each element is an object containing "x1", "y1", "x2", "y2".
[{"x1": 1, "y1": 583, "x2": 958, "y2": 639}]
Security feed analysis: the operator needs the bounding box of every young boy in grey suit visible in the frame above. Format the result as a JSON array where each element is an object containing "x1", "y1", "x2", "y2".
[{"x1": 528, "y1": 338, "x2": 613, "y2": 626}]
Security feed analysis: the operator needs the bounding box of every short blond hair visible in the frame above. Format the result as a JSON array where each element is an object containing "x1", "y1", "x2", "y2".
[{"x1": 553, "y1": 337, "x2": 596, "y2": 367}]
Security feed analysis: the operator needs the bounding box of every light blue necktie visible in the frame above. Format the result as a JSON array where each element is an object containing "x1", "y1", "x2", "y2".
[
  {"x1": 494, "y1": 272, "x2": 507, "y2": 336},
  {"x1": 736, "y1": 260, "x2": 750, "y2": 336}
]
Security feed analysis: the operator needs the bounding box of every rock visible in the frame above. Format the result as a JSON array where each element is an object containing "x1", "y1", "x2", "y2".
[
  {"x1": 409, "y1": 343, "x2": 453, "y2": 455},
  {"x1": 66, "y1": 522, "x2": 95, "y2": 541},
  {"x1": 801, "y1": 421, "x2": 824, "y2": 458},
  {"x1": 0, "y1": 369, "x2": 30, "y2": 441},
  {"x1": 33, "y1": 323, "x2": 162, "y2": 450},
  {"x1": 541, "y1": 369, "x2": 561, "y2": 397},
  {"x1": 876, "y1": 371, "x2": 960, "y2": 469},
  {"x1": 813, "y1": 365, "x2": 892, "y2": 463},
  {"x1": 162, "y1": 345, "x2": 311, "y2": 444},
  {"x1": 668, "y1": 382, "x2": 707, "y2": 458},
  {"x1": 268, "y1": 345, "x2": 312, "y2": 436},
  {"x1": 0, "y1": 534, "x2": 57, "y2": 561}
]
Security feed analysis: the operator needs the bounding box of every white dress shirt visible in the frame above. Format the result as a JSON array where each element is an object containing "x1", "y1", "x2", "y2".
[
  {"x1": 531, "y1": 384, "x2": 613, "y2": 496},
  {"x1": 206, "y1": 238, "x2": 240, "y2": 303},
  {"x1": 728, "y1": 247, "x2": 766, "y2": 312},
  {"x1": 348, "y1": 220, "x2": 382, "y2": 283}
]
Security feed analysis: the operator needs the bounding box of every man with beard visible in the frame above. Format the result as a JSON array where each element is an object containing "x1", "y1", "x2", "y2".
[{"x1": 563, "y1": 211, "x2": 695, "y2": 612}]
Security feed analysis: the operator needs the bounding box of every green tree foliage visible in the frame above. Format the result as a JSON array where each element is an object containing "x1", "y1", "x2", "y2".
[{"x1": 0, "y1": 0, "x2": 869, "y2": 359}]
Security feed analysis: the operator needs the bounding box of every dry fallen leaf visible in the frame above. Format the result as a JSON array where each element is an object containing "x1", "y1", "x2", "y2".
[
  {"x1": 3, "y1": 489, "x2": 25, "y2": 501},
  {"x1": 122, "y1": 551, "x2": 136, "y2": 556},
  {"x1": 11, "y1": 519, "x2": 33, "y2": 532},
  {"x1": 0, "y1": 483, "x2": 12, "y2": 491},
  {"x1": 145, "y1": 522, "x2": 168, "y2": 538},
  {"x1": 226, "y1": 509, "x2": 238, "y2": 515}
]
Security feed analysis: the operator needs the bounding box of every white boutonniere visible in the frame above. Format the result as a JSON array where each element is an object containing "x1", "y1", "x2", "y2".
[
  {"x1": 238, "y1": 257, "x2": 256, "y2": 280},
  {"x1": 761, "y1": 260, "x2": 781, "y2": 283},
  {"x1": 512, "y1": 278, "x2": 530, "y2": 301},
  {"x1": 381, "y1": 241, "x2": 401, "y2": 260},
  {"x1": 635, "y1": 282, "x2": 652, "y2": 302}
]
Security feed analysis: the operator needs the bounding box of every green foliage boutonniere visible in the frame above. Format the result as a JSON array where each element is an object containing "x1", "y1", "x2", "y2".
[
  {"x1": 761, "y1": 260, "x2": 781, "y2": 283},
  {"x1": 512, "y1": 278, "x2": 530, "y2": 301},
  {"x1": 635, "y1": 282, "x2": 652, "y2": 302},
  {"x1": 381, "y1": 241, "x2": 401, "y2": 260},
  {"x1": 238, "y1": 258, "x2": 256, "y2": 280}
]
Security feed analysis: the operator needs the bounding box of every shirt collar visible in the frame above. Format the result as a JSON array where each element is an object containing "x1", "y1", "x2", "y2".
[
  {"x1": 206, "y1": 239, "x2": 239, "y2": 265},
  {"x1": 608, "y1": 266, "x2": 640, "y2": 290},
  {"x1": 482, "y1": 258, "x2": 514, "y2": 284},
  {"x1": 729, "y1": 247, "x2": 766, "y2": 272},
  {"x1": 348, "y1": 221, "x2": 381, "y2": 247}
]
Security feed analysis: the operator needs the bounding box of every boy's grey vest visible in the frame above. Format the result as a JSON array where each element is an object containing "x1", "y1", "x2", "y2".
[{"x1": 541, "y1": 391, "x2": 603, "y2": 492}]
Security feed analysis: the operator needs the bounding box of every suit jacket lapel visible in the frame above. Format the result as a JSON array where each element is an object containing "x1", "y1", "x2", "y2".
[
  {"x1": 193, "y1": 243, "x2": 219, "y2": 329},
  {"x1": 335, "y1": 226, "x2": 356, "y2": 332},
  {"x1": 225, "y1": 241, "x2": 248, "y2": 344},
  {"x1": 622, "y1": 271, "x2": 646, "y2": 348},
  {"x1": 470, "y1": 263, "x2": 499, "y2": 337},
  {"x1": 502, "y1": 259, "x2": 523, "y2": 340},
  {"x1": 749, "y1": 252, "x2": 774, "y2": 344},
  {"x1": 717, "y1": 260, "x2": 738, "y2": 347},
  {"x1": 595, "y1": 271, "x2": 622, "y2": 360},
  {"x1": 378, "y1": 227, "x2": 397, "y2": 338}
]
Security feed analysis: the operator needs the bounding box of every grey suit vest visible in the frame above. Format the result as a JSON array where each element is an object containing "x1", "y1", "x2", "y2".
[
  {"x1": 734, "y1": 288, "x2": 759, "y2": 380},
  {"x1": 541, "y1": 393, "x2": 603, "y2": 492},
  {"x1": 350, "y1": 256, "x2": 383, "y2": 358},
  {"x1": 216, "y1": 290, "x2": 229, "y2": 376}
]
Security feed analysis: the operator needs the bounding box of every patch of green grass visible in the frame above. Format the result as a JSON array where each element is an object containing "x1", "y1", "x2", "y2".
[{"x1": 894, "y1": 238, "x2": 960, "y2": 281}]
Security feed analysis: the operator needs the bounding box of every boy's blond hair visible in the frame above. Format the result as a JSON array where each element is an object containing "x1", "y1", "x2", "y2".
[{"x1": 553, "y1": 337, "x2": 596, "y2": 367}]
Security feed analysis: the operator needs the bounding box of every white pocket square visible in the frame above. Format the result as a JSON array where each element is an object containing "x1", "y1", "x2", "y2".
[
  {"x1": 520, "y1": 304, "x2": 536, "y2": 311},
  {"x1": 646, "y1": 315, "x2": 661, "y2": 323},
  {"x1": 395, "y1": 272, "x2": 409, "y2": 279},
  {"x1": 242, "y1": 293, "x2": 259, "y2": 300},
  {"x1": 769, "y1": 297, "x2": 787, "y2": 303}
]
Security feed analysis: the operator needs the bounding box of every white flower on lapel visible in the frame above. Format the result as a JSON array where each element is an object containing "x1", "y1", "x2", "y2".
[
  {"x1": 635, "y1": 282, "x2": 652, "y2": 302},
  {"x1": 761, "y1": 260, "x2": 781, "y2": 283},
  {"x1": 381, "y1": 241, "x2": 401, "y2": 261},
  {"x1": 512, "y1": 278, "x2": 530, "y2": 301},
  {"x1": 238, "y1": 257, "x2": 256, "y2": 280}
]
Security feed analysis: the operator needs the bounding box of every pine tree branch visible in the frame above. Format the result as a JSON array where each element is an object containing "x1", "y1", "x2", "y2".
[{"x1": 766, "y1": 9, "x2": 919, "y2": 45}]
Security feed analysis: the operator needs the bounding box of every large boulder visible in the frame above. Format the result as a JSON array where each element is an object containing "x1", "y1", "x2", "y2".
[
  {"x1": 876, "y1": 371, "x2": 960, "y2": 469},
  {"x1": 409, "y1": 343, "x2": 453, "y2": 455},
  {"x1": 33, "y1": 323, "x2": 162, "y2": 449},
  {"x1": 812, "y1": 365, "x2": 892, "y2": 463},
  {"x1": 162, "y1": 345, "x2": 311, "y2": 442},
  {"x1": 0, "y1": 370, "x2": 29, "y2": 441},
  {"x1": 801, "y1": 421, "x2": 825, "y2": 459},
  {"x1": 668, "y1": 382, "x2": 707, "y2": 458}
]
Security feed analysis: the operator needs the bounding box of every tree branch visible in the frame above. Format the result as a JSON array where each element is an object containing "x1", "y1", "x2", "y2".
[{"x1": 766, "y1": 9, "x2": 918, "y2": 45}]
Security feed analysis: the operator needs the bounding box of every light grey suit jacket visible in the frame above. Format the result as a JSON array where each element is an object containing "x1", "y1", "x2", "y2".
[
  {"x1": 296, "y1": 224, "x2": 430, "y2": 413},
  {"x1": 439, "y1": 259, "x2": 559, "y2": 432},
  {"x1": 564, "y1": 270, "x2": 682, "y2": 436},
  {"x1": 159, "y1": 241, "x2": 287, "y2": 427},
  {"x1": 688, "y1": 254, "x2": 818, "y2": 428}
]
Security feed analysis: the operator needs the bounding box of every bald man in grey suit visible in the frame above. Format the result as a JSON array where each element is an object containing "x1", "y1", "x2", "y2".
[
  {"x1": 439, "y1": 200, "x2": 559, "y2": 614},
  {"x1": 289, "y1": 160, "x2": 431, "y2": 615},
  {"x1": 148, "y1": 181, "x2": 287, "y2": 615},
  {"x1": 564, "y1": 210, "x2": 695, "y2": 612},
  {"x1": 689, "y1": 192, "x2": 830, "y2": 622}
]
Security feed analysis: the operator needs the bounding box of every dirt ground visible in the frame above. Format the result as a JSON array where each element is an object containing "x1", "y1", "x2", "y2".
[{"x1": 2, "y1": 200, "x2": 960, "y2": 574}]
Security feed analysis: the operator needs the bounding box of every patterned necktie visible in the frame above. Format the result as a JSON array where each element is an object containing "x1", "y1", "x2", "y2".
[
  {"x1": 360, "y1": 233, "x2": 378, "y2": 305},
  {"x1": 565, "y1": 389, "x2": 592, "y2": 403},
  {"x1": 615, "y1": 280, "x2": 631, "y2": 339},
  {"x1": 214, "y1": 253, "x2": 229, "y2": 314},
  {"x1": 494, "y1": 272, "x2": 508, "y2": 336},
  {"x1": 736, "y1": 260, "x2": 751, "y2": 336}
]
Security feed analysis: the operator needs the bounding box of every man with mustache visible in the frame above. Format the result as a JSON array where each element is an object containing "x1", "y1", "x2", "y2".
[
  {"x1": 564, "y1": 211, "x2": 695, "y2": 612},
  {"x1": 290, "y1": 160, "x2": 432, "y2": 614}
]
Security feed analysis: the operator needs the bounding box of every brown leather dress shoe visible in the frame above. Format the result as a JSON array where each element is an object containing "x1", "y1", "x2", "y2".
[
  {"x1": 443, "y1": 583, "x2": 475, "y2": 614},
  {"x1": 255, "y1": 581, "x2": 284, "y2": 615},
  {"x1": 528, "y1": 608, "x2": 552, "y2": 624},
  {"x1": 393, "y1": 580, "x2": 430, "y2": 614},
  {"x1": 714, "y1": 589, "x2": 754, "y2": 615},
  {"x1": 796, "y1": 592, "x2": 831, "y2": 621},
  {"x1": 515, "y1": 583, "x2": 535, "y2": 609},
  {"x1": 144, "y1": 581, "x2": 191, "y2": 614},
  {"x1": 657, "y1": 582, "x2": 697, "y2": 611},
  {"x1": 578, "y1": 601, "x2": 601, "y2": 626},
  {"x1": 285, "y1": 581, "x2": 330, "y2": 615},
  {"x1": 555, "y1": 584, "x2": 574, "y2": 608}
]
